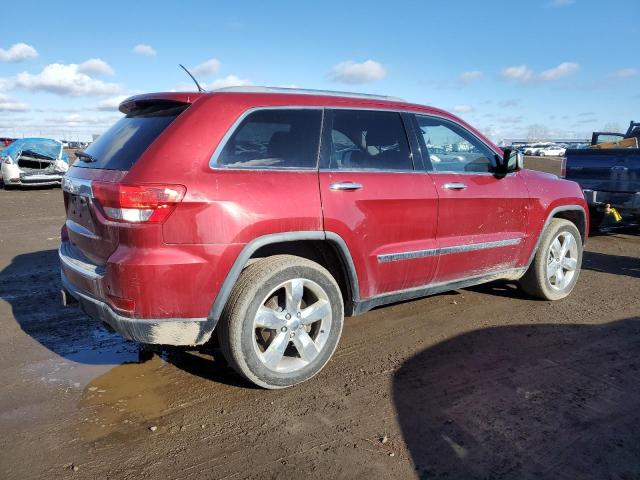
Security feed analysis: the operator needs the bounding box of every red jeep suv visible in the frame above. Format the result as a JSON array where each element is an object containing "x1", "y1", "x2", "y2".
[{"x1": 60, "y1": 87, "x2": 588, "y2": 388}]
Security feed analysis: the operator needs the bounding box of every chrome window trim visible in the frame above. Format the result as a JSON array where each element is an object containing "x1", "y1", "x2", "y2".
[
  {"x1": 321, "y1": 169, "x2": 424, "y2": 175},
  {"x1": 208, "y1": 105, "x2": 504, "y2": 174},
  {"x1": 208, "y1": 106, "x2": 323, "y2": 170},
  {"x1": 377, "y1": 237, "x2": 522, "y2": 263},
  {"x1": 428, "y1": 171, "x2": 517, "y2": 177}
]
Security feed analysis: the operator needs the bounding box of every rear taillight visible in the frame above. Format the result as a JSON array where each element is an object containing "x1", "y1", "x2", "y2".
[
  {"x1": 92, "y1": 182, "x2": 186, "y2": 223},
  {"x1": 560, "y1": 157, "x2": 567, "y2": 178}
]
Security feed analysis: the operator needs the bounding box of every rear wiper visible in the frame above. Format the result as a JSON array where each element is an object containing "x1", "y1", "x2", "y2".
[{"x1": 75, "y1": 151, "x2": 97, "y2": 163}]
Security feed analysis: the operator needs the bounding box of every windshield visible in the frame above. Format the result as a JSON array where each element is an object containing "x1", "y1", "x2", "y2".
[
  {"x1": 78, "y1": 103, "x2": 189, "y2": 170},
  {"x1": 3, "y1": 138, "x2": 63, "y2": 162}
]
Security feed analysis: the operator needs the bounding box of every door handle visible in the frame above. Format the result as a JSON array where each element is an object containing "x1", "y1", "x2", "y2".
[
  {"x1": 329, "y1": 182, "x2": 363, "y2": 191},
  {"x1": 442, "y1": 182, "x2": 467, "y2": 190}
]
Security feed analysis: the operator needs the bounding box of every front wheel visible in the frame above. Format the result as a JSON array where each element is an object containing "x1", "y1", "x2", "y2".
[
  {"x1": 520, "y1": 218, "x2": 583, "y2": 300},
  {"x1": 217, "y1": 255, "x2": 344, "y2": 389}
]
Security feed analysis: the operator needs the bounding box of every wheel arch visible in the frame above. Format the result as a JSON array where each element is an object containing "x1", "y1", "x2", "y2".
[
  {"x1": 204, "y1": 231, "x2": 359, "y2": 342},
  {"x1": 526, "y1": 205, "x2": 587, "y2": 267}
]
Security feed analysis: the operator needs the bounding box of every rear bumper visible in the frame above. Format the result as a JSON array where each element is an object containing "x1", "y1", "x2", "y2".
[
  {"x1": 18, "y1": 176, "x2": 64, "y2": 186},
  {"x1": 60, "y1": 259, "x2": 210, "y2": 346},
  {"x1": 2, "y1": 164, "x2": 64, "y2": 186}
]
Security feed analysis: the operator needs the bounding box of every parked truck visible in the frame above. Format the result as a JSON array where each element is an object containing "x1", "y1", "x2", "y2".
[{"x1": 564, "y1": 121, "x2": 640, "y2": 229}]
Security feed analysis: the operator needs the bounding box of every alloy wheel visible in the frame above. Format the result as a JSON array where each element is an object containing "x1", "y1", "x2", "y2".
[
  {"x1": 546, "y1": 231, "x2": 578, "y2": 290},
  {"x1": 252, "y1": 278, "x2": 332, "y2": 373}
]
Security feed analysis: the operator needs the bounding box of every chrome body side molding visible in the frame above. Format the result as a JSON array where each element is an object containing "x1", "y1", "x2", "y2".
[{"x1": 377, "y1": 237, "x2": 523, "y2": 263}]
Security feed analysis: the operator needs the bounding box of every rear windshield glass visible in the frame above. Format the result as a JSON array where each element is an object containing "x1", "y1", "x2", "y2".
[{"x1": 76, "y1": 103, "x2": 188, "y2": 170}]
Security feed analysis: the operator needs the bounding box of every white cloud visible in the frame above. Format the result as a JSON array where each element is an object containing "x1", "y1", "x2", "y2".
[
  {"x1": 96, "y1": 95, "x2": 130, "y2": 111},
  {"x1": 538, "y1": 62, "x2": 579, "y2": 80},
  {"x1": 191, "y1": 58, "x2": 221, "y2": 76},
  {"x1": 0, "y1": 43, "x2": 38, "y2": 62},
  {"x1": 452, "y1": 105, "x2": 474, "y2": 114},
  {"x1": 501, "y1": 62, "x2": 579, "y2": 82},
  {"x1": 0, "y1": 94, "x2": 29, "y2": 112},
  {"x1": 78, "y1": 58, "x2": 114, "y2": 76},
  {"x1": 612, "y1": 68, "x2": 639, "y2": 78},
  {"x1": 0, "y1": 77, "x2": 14, "y2": 91},
  {"x1": 460, "y1": 70, "x2": 482, "y2": 83},
  {"x1": 501, "y1": 65, "x2": 535, "y2": 82},
  {"x1": 132, "y1": 44, "x2": 156, "y2": 56},
  {"x1": 14, "y1": 63, "x2": 122, "y2": 97},
  {"x1": 327, "y1": 60, "x2": 387, "y2": 84},
  {"x1": 549, "y1": 0, "x2": 575, "y2": 6},
  {"x1": 207, "y1": 75, "x2": 253, "y2": 90}
]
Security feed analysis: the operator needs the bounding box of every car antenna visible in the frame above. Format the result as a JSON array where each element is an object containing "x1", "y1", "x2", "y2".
[{"x1": 179, "y1": 64, "x2": 206, "y2": 93}]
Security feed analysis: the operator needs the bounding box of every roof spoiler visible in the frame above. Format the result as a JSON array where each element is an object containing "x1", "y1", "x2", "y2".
[{"x1": 118, "y1": 92, "x2": 200, "y2": 114}]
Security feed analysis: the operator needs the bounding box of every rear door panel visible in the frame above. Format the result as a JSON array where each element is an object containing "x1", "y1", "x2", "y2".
[
  {"x1": 318, "y1": 109, "x2": 439, "y2": 299},
  {"x1": 319, "y1": 171, "x2": 439, "y2": 298}
]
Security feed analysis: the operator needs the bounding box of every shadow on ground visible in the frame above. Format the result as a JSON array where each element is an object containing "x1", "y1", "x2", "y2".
[
  {"x1": 0, "y1": 249, "x2": 139, "y2": 365},
  {"x1": 0, "y1": 249, "x2": 249, "y2": 387},
  {"x1": 393, "y1": 318, "x2": 640, "y2": 480},
  {"x1": 582, "y1": 251, "x2": 640, "y2": 279}
]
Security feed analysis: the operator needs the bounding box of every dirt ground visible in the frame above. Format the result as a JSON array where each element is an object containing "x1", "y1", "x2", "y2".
[{"x1": 1, "y1": 157, "x2": 639, "y2": 480}]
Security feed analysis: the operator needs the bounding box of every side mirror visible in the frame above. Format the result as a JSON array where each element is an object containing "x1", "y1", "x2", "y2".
[{"x1": 495, "y1": 148, "x2": 523, "y2": 175}]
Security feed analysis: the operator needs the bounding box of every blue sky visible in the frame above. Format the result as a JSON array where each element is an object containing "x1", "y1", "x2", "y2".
[{"x1": 0, "y1": 0, "x2": 637, "y2": 141}]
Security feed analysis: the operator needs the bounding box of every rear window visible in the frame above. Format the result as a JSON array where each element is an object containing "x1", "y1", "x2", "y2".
[
  {"x1": 215, "y1": 109, "x2": 322, "y2": 169},
  {"x1": 76, "y1": 102, "x2": 188, "y2": 170}
]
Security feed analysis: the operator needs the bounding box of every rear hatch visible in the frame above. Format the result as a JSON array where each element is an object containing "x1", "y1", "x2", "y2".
[
  {"x1": 62, "y1": 99, "x2": 190, "y2": 266},
  {"x1": 565, "y1": 148, "x2": 640, "y2": 193}
]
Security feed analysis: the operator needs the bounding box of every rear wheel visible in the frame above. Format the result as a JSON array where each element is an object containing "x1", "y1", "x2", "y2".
[
  {"x1": 520, "y1": 219, "x2": 583, "y2": 300},
  {"x1": 217, "y1": 255, "x2": 344, "y2": 389}
]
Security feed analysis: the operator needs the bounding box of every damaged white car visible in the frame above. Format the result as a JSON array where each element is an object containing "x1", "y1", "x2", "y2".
[{"x1": 1, "y1": 138, "x2": 69, "y2": 188}]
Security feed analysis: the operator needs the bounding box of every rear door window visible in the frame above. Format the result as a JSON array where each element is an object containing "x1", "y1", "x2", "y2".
[
  {"x1": 328, "y1": 110, "x2": 414, "y2": 171},
  {"x1": 215, "y1": 109, "x2": 322, "y2": 169},
  {"x1": 76, "y1": 102, "x2": 188, "y2": 170}
]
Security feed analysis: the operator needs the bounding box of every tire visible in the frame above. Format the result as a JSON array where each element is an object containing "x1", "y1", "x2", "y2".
[
  {"x1": 217, "y1": 255, "x2": 344, "y2": 389},
  {"x1": 520, "y1": 218, "x2": 583, "y2": 300}
]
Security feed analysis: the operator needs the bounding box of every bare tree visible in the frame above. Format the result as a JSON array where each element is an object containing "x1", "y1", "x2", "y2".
[{"x1": 527, "y1": 124, "x2": 550, "y2": 141}]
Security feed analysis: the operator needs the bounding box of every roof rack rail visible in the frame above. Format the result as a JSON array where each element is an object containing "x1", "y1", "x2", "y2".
[{"x1": 211, "y1": 86, "x2": 406, "y2": 102}]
